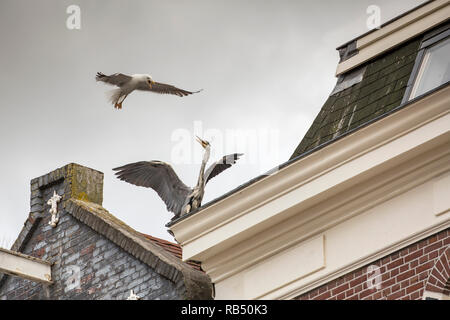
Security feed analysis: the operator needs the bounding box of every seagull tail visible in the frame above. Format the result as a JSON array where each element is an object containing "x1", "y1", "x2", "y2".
[{"x1": 107, "y1": 88, "x2": 122, "y2": 105}]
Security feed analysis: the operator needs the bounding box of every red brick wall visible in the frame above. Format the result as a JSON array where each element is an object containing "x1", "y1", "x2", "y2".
[{"x1": 296, "y1": 228, "x2": 449, "y2": 300}]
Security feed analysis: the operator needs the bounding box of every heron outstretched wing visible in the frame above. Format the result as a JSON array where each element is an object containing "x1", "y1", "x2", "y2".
[
  {"x1": 96, "y1": 72, "x2": 132, "y2": 87},
  {"x1": 204, "y1": 153, "x2": 244, "y2": 185},
  {"x1": 138, "y1": 81, "x2": 202, "y2": 97},
  {"x1": 113, "y1": 161, "x2": 191, "y2": 215}
]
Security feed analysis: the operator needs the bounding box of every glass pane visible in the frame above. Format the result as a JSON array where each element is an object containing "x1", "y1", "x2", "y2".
[{"x1": 410, "y1": 36, "x2": 450, "y2": 99}]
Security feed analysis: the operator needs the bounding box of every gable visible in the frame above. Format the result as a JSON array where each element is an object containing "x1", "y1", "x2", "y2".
[
  {"x1": 0, "y1": 205, "x2": 180, "y2": 300},
  {"x1": 0, "y1": 163, "x2": 212, "y2": 300}
]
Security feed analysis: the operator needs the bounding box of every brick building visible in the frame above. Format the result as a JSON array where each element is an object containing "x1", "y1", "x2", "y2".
[
  {"x1": 168, "y1": 1, "x2": 449, "y2": 300},
  {"x1": 0, "y1": 164, "x2": 212, "y2": 300}
]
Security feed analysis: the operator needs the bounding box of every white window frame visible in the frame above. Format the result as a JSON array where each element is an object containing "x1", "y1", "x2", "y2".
[{"x1": 402, "y1": 23, "x2": 450, "y2": 103}]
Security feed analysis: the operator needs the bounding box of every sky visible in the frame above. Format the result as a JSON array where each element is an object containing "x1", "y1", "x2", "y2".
[{"x1": 0, "y1": 0, "x2": 426, "y2": 247}]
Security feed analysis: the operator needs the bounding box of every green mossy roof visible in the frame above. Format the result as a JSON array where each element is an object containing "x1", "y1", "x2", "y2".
[{"x1": 290, "y1": 38, "x2": 421, "y2": 160}]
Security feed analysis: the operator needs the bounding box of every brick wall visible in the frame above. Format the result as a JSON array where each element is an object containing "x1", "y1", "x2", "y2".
[{"x1": 296, "y1": 228, "x2": 449, "y2": 300}]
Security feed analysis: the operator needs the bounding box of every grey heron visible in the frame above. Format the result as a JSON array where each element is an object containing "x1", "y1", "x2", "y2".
[
  {"x1": 113, "y1": 136, "x2": 243, "y2": 219},
  {"x1": 96, "y1": 72, "x2": 202, "y2": 109}
]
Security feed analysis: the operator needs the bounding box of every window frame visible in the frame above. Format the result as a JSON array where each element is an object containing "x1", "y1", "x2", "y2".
[{"x1": 402, "y1": 22, "x2": 450, "y2": 104}]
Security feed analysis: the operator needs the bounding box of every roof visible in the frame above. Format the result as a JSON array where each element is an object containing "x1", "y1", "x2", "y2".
[
  {"x1": 141, "y1": 234, "x2": 203, "y2": 271},
  {"x1": 290, "y1": 36, "x2": 422, "y2": 158}
]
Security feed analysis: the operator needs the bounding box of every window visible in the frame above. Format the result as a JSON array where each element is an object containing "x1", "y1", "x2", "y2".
[
  {"x1": 403, "y1": 26, "x2": 450, "y2": 102},
  {"x1": 409, "y1": 36, "x2": 450, "y2": 99}
]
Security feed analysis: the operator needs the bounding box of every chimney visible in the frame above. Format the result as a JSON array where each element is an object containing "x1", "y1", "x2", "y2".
[{"x1": 29, "y1": 163, "x2": 104, "y2": 222}]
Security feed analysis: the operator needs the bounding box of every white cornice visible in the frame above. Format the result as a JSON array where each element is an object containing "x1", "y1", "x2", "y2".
[
  {"x1": 203, "y1": 144, "x2": 450, "y2": 284},
  {"x1": 170, "y1": 86, "x2": 449, "y2": 252},
  {"x1": 169, "y1": 85, "x2": 450, "y2": 299}
]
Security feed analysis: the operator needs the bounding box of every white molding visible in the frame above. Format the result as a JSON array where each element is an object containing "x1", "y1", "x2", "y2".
[
  {"x1": 336, "y1": 0, "x2": 450, "y2": 76},
  {"x1": 171, "y1": 86, "x2": 449, "y2": 255},
  {"x1": 204, "y1": 145, "x2": 450, "y2": 284},
  {"x1": 0, "y1": 247, "x2": 52, "y2": 284},
  {"x1": 433, "y1": 171, "x2": 450, "y2": 216},
  {"x1": 169, "y1": 85, "x2": 450, "y2": 300},
  {"x1": 277, "y1": 221, "x2": 450, "y2": 300},
  {"x1": 247, "y1": 234, "x2": 326, "y2": 300}
]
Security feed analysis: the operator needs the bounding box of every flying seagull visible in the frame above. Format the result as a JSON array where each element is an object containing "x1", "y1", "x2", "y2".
[
  {"x1": 113, "y1": 137, "x2": 243, "y2": 219},
  {"x1": 96, "y1": 72, "x2": 202, "y2": 109}
]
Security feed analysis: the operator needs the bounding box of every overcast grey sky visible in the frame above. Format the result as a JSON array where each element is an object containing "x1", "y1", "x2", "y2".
[{"x1": 0, "y1": 0, "x2": 426, "y2": 246}]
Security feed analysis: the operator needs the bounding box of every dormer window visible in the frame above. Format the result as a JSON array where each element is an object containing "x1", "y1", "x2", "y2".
[{"x1": 404, "y1": 26, "x2": 450, "y2": 101}]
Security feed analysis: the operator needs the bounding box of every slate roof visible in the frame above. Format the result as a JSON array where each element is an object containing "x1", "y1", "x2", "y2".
[{"x1": 290, "y1": 37, "x2": 422, "y2": 159}]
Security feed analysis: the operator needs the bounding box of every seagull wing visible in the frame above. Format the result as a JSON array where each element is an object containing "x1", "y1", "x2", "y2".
[
  {"x1": 113, "y1": 161, "x2": 191, "y2": 215},
  {"x1": 96, "y1": 72, "x2": 132, "y2": 87},
  {"x1": 138, "y1": 81, "x2": 202, "y2": 97},
  {"x1": 204, "y1": 153, "x2": 244, "y2": 185}
]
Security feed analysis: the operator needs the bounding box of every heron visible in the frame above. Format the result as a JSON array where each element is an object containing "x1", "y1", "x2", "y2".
[
  {"x1": 96, "y1": 72, "x2": 202, "y2": 109},
  {"x1": 113, "y1": 136, "x2": 243, "y2": 219}
]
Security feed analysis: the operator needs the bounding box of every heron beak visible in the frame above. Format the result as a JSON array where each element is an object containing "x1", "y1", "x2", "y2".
[{"x1": 196, "y1": 136, "x2": 208, "y2": 148}]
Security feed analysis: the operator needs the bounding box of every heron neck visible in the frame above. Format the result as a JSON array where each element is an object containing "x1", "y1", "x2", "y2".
[{"x1": 196, "y1": 147, "x2": 210, "y2": 188}]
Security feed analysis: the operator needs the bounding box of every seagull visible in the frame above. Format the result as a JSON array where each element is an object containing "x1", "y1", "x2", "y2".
[{"x1": 96, "y1": 72, "x2": 202, "y2": 109}]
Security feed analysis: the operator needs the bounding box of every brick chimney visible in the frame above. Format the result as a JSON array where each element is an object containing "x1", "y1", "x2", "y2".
[{"x1": 29, "y1": 163, "x2": 104, "y2": 222}]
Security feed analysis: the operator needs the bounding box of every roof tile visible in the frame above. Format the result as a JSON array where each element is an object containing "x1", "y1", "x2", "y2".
[{"x1": 141, "y1": 234, "x2": 203, "y2": 272}]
